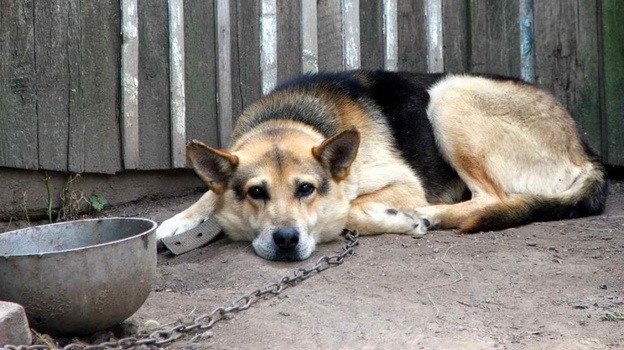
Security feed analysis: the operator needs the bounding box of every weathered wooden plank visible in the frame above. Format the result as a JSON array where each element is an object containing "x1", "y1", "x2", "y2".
[
  {"x1": 217, "y1": 0, "x2": 234, "y2": 147},
  {"x1": 442, "y1": 0, "x2": 469, "y2": 72},
  {"x1": 78, "y1": 0, "x2": 123, "y2": 174},
  {"x1": 534, "y1": 0, "x2": 601, "y2": 155},
  {"x1": 138, "y1": 0, "x2": 172, "y2": 169},
  {"x1": 121, "y1": 0, "x2": 140, "y2": 170},
  {"x1": 260, "y1": 0, "x2": 277, "y2": 94},
  {"x1": 318, "y1": 0, "x2": 343, "y2": 71},
  {"x1": 184, "y1": 0, "x2": 219, "y2": 148},
  {"x1": 0, "y1": 0, "x2": 38, "y2": 170},
  {"x1": 342, "y1": 0, "x2": 361, "y2": 70},
  {"x1": 469, "y1": 0, "x2": 520, "y2": 76},
  {"x1": 169, "y1": 0, "x2": 187, "y2": 168},
  {"x1": 602, "y1": 0, "x2": 624, "y2": 166},
  {"x1": 34, "y1": 0, "x2": 70, "y2": 171},
  {"x1": 277, "y1": 0, "x2": 302, "y2": 84},
  {"x1": 301, "y1": 0, "x2": 318, "y2": 73},
  {"x1": 397, "y1": 0, "x2": 427, "y2": 72},
  {"x1": 230, "y1": 0, "x2": 261, "y2": 126},
  {"x1": 383, "y1": 0, "x2": 398, "y2": 71},
  {"x1": 425, "y1": 0, "x2": 443, "y2": 72},
  {"x1": 519, "y1": 0, "x2": 535, "y2": 83},
  {"x1": 360, "y1": 0, "x2": 384, "y2": 69},
  {"x1": 67, "y1": 0, "x2": 83, "y2": 173}
]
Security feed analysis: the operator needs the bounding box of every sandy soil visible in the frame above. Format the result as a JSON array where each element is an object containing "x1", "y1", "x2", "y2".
[{"x1": 2, "y1": 182, "x2": 623, "y2": 350}]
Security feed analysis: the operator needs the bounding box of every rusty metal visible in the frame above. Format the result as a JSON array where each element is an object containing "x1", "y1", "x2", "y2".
[
  {"x1": 0, "y1": 218, "x2": 157, "y2": 337},
  {"x1": 0, "y1": 229, "x2": 359, "y2": 350}
]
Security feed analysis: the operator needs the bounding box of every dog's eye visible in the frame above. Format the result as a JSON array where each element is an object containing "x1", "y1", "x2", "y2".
[
  {"x1": 296, "y1": 183, "x2": 315, "y2": 198},
  {"x1": 248, "y1": 186, "x2": 268, "y2": 200}
]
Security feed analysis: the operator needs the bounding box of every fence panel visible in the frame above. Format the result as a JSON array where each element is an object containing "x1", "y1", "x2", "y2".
[
  {"x1": 603, "y1": 0, "x2": 624, "y2": 166},
  {"x1": 0, "y1": 0, "x2": 38, "y2": 170},
  {"x1": 1, "y1": 0, "x2": 623, "y2": 173},
  {"x1": 138, "y1": 0, "x2": 172, "y2": 169},
  {"x1": 534, "y1": 0, "x2": 602, "y2": 155}
]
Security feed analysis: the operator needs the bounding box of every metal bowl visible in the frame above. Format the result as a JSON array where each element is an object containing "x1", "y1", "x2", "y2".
[{"x1": 0, "y1": 218, "x2": 156, "y2": 336}]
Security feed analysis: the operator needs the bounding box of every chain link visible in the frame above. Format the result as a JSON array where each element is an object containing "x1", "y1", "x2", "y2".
[{"x1": 1, "y1": 229, "x2": 359, "y2": 350}]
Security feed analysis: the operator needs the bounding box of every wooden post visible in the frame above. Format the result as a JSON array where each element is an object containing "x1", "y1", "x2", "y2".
[
  {"x1": 425, "y1": 0, "x2": 443, "y2": 73},
  {"x1": 519, "y1": 0, "x2": 535, "y2": 83},
  {"x1": 216, "y1": 0, "x2": 233, "y2": 148},
  {"x1": 383, "y1": 0, "x2": 398, "y2": 71},
  {"x1": 342, "y1": 0, "x2": 360, "y2": 70},
  {"x1": 121, "y1": 0, "x2": 140, "y2": 169},
  {"x1": 301, "y1": 0, "x2": 319, "y2": 73},
  {"x1": 261, "y1": 0, "x2": 277, "y2": 95},
  {"x1": 168, "y1": 0, "x2": 186, "y2": 167}
]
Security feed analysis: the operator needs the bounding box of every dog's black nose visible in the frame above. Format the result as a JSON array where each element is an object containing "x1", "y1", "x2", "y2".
[{"x1": 273, "y1": 228, "x2": 299, "y2": 250}]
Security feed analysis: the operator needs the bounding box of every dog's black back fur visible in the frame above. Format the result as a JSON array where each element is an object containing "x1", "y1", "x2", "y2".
[{"x1": 273, "y1": 70, "x2": 464, "y2": 203}]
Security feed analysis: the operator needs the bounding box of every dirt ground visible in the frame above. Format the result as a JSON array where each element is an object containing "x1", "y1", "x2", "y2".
[{"x1": 2, "y1": 181, "x2": 623, "y2": 350}]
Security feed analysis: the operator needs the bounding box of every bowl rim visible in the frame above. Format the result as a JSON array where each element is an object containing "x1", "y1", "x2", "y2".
[{"x1": 0, "y1": 217, "x2": 157, "y2": 257}]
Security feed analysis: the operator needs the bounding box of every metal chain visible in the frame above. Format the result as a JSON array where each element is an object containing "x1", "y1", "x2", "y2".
[{"x1": 1, "y1": 229, "x2": 359, "y2": 350}]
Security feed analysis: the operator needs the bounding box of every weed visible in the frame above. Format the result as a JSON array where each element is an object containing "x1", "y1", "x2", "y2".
[
  {"x1": 43, "y1": 171, "x2": 53, "y2": 223},
  {"x1": 89, "y1": 193, "x2": 108, "y2": 211},
  {"x1": 20, "y1": 192, "x2": 31, "y2": 226},
  {"x1": 57, "y1": 174, "x2": 89, "y2": 222}
]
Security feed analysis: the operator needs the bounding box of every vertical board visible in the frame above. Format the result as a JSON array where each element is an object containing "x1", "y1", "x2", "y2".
[
  {"x1": 35, "y1": 0, "x2": 70, "y2": 171},
  {"x1": 78, "y1": 0, "x2": 123, "y2": 174},
  {"x1": 0, "y1": 0, "x2": 38, "y2": 170},
  {"x1": 121, "y1": 0, "x2": 140, "y2": 170},
  {"x1": 442, "y1": 0, "x2": 469, "y2": 72},
  {"x1": 67, "y1": 0, "x2": 83, "y2": 173},
  {"x1": 184, "y1": 0, "x2": 219, "y2": 148},
  {"x1": 260, "y1": 0, "x2": 277, "y2": 94},
  {"x1": 519, "y1": 0, "x2": 535, "y2": 82},
  {"x1": 230, "y1": 0, "x2": 261, "y2": 123},
  {"x1": 602, "y1": 0, "x2": 624, "y2": 166},
  {"x1": 425, "y1": 0, "x2": 444, "y2": 72},
  {"x1": 342, "y1": 0, "x2": 361, "y2": 70},
  {"x1": 277, "y1": 0, "x2": 302, "y2": 84},
  {"x1": 397, "y1": 0, "x2": 427, "y2": 72},
  {"x1": 360, "y1": 0, "x2": 384, "y2": 69},
  {"x1": 169, "y1": 0, "x2": 186, "y2": 168},
  {"x1": 138, "y1": 0, "x2": 172, "y2": 169},
  {"x1": 217, "y1": 0, "x2": 233, "y2": 147},
  {"x1": 301, "y1": 0, "x2": 319, "y2": 73},
  {"x1": 469, "y1": 0, "x2": 520, "y2": 76},
  {"x1": 383, "y1": 0, "x2": 398, "y2": 71},
  {"x1": 318, "y1": 0, "x2": 344, "y2": 71},
  {"x1": 534, "y1": 0, "x2": 601, "y2": 155}
]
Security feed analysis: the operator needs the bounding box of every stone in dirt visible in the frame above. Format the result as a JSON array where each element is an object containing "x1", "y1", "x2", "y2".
[{"x1": 0, "y1": 301, "x2": 32, "y2": 347}]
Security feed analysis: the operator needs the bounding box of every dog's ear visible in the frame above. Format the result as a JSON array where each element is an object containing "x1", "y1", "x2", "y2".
[
  {"x1": 312, "y1": 128, "x2": 360, "y2": 181},
  {"x1": 187, "y1": 140, "x2": 239, "y2": 194}
]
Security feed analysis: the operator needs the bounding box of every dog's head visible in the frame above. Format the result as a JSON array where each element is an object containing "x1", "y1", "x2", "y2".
[{"x1": 187, "y1": 125, "x2": 360, "y2": 261}]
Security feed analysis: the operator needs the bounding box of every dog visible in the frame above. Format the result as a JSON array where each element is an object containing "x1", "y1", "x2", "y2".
[{"x1": 156, "y1": 70, "x2": 607, "y2": 261}]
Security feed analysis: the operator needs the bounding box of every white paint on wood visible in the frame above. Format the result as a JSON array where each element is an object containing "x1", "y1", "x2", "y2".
[
  {"x1": 342, "y1": 0, "x2": 360, "y2": 70},
  {"x1": 169, "y1": 0, "x2": 186, "y2": 167},
  {"x1": 383, "y1": 0, "x2": 398, "y2": 71},
  {"x1": 301, "y1": 0, "x2": 318, "y2": 73},
  {"x1": 216, "y1": 0, "x2": 233, "y2": 148},
  {"x1": 425, "y1": 0, "x2": 444, "y2": 73},
  {"x1": 121, "y1": 0, "x2": 139, "y2": 169},
  {"x1": 260, "y1": 0, "x2": 277, "y2": 95}
]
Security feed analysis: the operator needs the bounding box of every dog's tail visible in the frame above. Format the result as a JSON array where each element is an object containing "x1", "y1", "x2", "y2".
[{"x1": 459, "y1": 157, "x2": 608, "y2": 233}]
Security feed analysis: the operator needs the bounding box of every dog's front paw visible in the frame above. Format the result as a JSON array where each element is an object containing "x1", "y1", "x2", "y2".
[
  {"x1": 405, "y1": 213, "x2": 430, "y2": 238},
  {"x1": 156, "y1": 214, "x2": 204, "y2": 247}
]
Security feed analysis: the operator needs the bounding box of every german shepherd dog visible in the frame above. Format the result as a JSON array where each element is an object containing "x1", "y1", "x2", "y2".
[{"x1": 156, "y1": 70, "x2": 607, "y2": 261}]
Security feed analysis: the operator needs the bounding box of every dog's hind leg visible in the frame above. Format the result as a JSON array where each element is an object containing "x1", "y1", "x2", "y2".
[
  {"x1": 347, "y1": 181, "x2": 430, "y2": 236},
  {"x1": 156, "y1": 191, "x2": 218, "y2": 242}
]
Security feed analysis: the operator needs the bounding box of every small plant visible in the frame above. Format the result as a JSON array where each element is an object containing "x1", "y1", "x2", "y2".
[
  {"x1": 57, "y1": 174, "x2": 88, "y2": 222},
  {"x1": 43, "y1": 172, "x2": 53, "y2": 223},
  {"x1": 89, "y1": 193, "x2": 108, "y2": 211},
  {"x1": 602, "y1": 312, "x2": 624, "y2": 322},
  {"x1": 20, "y1": 192, "x2": 31, "y2": 226}
]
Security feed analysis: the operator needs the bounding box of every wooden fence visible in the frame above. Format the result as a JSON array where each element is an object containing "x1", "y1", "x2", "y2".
[{"x1": 1, "y1": 0, "x2": 622, "y2": 175}]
